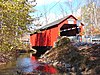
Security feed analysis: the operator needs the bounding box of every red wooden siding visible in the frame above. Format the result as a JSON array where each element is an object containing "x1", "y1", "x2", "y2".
[
  {"x1": 30, "y1": 27, "x2": 58, "y2": 46},
  {"x1": 58, "y1": 19, "x2": 68, "y2": 29},
  {"x1": 58, "y1": 16, "x2": 76, "y2": 29},
  {"x1": 50, "y1": 27, "x2": 58, "y2": 46},
  {"x1": 30, "y1": 34, "x2": 37, "y2": 46}
]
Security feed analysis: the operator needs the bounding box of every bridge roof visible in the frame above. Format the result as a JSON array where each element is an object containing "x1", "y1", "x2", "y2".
[{"x1": 39, "y1": 15, "x2": 78, "y2": 30}]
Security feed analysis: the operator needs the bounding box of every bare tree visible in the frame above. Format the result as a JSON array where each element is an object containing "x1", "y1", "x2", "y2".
[
  {"x1": 43, "y1": 4, "x2": 48, "y2": 25},
  {"x1": 58, "y1": 3, "x2": 68, "y2": 17},
  {"x1": 81, "y1": 0, "x2": 100, "y2": 35},
  {"x1": 64, "y1": 0, "x2": 84, "y2": 15}
]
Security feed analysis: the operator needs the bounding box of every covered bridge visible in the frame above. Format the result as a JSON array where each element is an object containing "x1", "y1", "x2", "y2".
[{"x1": 30, "y1": 15, "x2": 84, "y2": 56}]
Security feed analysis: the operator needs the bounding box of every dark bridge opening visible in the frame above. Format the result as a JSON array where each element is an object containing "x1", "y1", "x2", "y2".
[
  {"x1": 32, "y1": 46, "x2": 52, "y2": 57},
  {"x1": 60, "y1": 24, "x2": 79, "y2": 36}
]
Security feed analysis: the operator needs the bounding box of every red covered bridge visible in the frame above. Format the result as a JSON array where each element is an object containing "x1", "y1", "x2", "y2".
[{"x1": 30, "y1": 15, "x2": 84, "y2": 57}]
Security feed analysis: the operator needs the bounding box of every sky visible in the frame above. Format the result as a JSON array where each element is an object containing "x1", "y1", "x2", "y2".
[{"x1": 28, "y1": 0, "x2": 87, "y2": 29}]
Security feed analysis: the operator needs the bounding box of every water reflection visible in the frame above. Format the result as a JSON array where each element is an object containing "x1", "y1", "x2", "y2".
[
  {"x1": 0, "y1": 53, "x2": 57, "y2": 75},
  {"x1": 17, "y1": 57, "x2": 39, "y2": 73},
  {"x1": 16, "y1": 54, "x2": 57, "y2": 74}
]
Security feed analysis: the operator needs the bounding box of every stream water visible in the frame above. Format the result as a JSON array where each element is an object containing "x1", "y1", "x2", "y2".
[
  {"x1": 0, "y1": 53, "x2": 37, "y2": 75},
  {"x1": 0, "y1": 53, "x2": 58, "y2": 75}
]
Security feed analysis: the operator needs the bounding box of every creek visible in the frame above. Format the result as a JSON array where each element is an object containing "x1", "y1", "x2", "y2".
[
  {"x1": 0, "y1": 53, "x2": 58, "y2": 75},
  {"x1": 0, "y1": 53, "x2": 37, "y2": 75}
]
